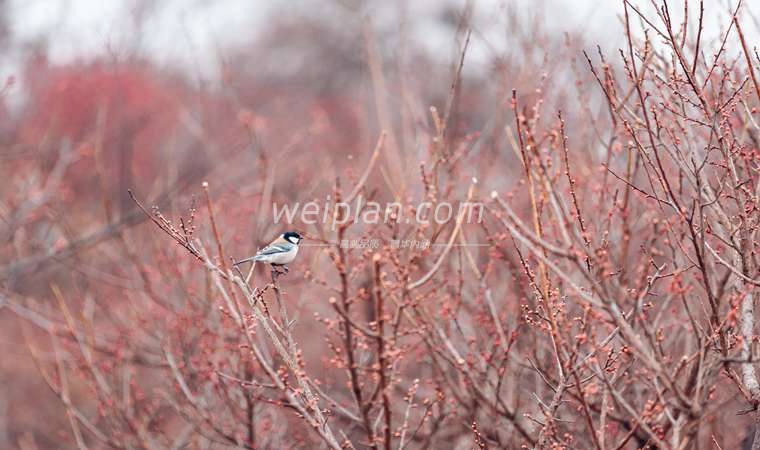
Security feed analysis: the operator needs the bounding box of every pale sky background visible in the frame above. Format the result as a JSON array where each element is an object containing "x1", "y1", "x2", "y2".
[{"x1": 2, "y1": 0, "x2": 759, "y2": 109}]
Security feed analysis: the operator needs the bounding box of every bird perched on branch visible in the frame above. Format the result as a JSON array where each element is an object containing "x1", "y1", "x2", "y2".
[{"x1": 233, "y1": 231, "x2": 302, "y2": 274}]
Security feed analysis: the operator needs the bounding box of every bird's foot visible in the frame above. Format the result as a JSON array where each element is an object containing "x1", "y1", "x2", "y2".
[{"x1": 271, "y1": 265, "x2": 288, "y2": 277}]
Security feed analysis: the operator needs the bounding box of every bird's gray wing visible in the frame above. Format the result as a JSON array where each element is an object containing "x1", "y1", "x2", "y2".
[
  {"x1": 234, "y1": 242, "x2": 294, "y2": 265},
  {"x1": 256, "y1": 242, "x2": 293, "y2": 256}
]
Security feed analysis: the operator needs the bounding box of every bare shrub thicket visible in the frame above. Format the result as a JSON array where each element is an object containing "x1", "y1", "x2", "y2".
[{"x1": 3, "y1": 2, "x2": 760, "y2": 449}]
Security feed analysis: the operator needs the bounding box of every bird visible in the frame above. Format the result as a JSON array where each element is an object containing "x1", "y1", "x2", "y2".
[{"x1": 233, "y1": 231, "x2": 303, "y2": 274}]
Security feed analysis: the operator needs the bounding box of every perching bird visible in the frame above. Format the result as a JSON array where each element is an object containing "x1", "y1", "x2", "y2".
[{"x1": 234, "y1": 231, "x2": 302, "y2": 273}]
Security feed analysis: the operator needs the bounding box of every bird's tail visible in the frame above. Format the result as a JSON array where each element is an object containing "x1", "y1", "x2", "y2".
[{"x1": 232, "y1": 255, "x2": 261, "y2": 266}]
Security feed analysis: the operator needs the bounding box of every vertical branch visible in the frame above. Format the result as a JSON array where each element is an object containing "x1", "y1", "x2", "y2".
[
  {"x1": 558, "y1": 110, "x2": 591, "y2": 270},
  {"x1": 741, "y1": 292, "x2": 760, "y2": 403},
  {"x1": 333, "y1": 180, "x2": 378, "y2": 449},
  {"x1": 363, "y1": 18, "x2": 404, "y2": 193},
  {"x1": 203, "y1": 181, "x2": 245, "y2": 323},
  {"x1": 512, "y1": 91, "x2": 566, "y2": 385},
  {"x1": 270, "y1": 267, "x2": 289, "y2": 326},
  {"x1": 734, "y1": 11, "x2": 760, "y2": 102},
  {"x1": 373, "y1": 255, "x2": 392, "y2": 450},
  {"x1": 203, "y1": 181, "x2": 229, "y2": 271},
  {"x1": 511, "y1": 90, "x2": 550, "y2": 298}
]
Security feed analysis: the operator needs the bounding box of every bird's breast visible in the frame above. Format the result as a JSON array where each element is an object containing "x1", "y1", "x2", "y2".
[{"x1": 266, "y1": 245, "x2": 298, "y2": 265}]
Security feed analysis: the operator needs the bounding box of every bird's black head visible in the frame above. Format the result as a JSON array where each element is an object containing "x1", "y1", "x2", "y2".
[{"x1": 283, "y1": 231, "x2": 302, "y2": 244}]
